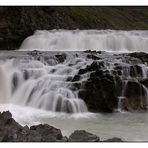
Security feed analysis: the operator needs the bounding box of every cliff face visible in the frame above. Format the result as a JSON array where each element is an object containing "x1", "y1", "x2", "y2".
[{"x1": 0, "y1": 6, "x2": 148, "y2": 50}]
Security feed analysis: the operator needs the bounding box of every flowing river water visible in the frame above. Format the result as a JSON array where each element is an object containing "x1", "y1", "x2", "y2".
[{"x1": 0, "y1": 30, "x2": 148, "y2": 141}]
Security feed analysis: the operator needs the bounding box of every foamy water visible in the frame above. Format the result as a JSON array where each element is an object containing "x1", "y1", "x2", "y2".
[
  {"x1": 20, "y1": 30, "x2": 148, "y2": 52},
  {"x1": 0, "y1": 30, "x2": 148, "y2": 141}
]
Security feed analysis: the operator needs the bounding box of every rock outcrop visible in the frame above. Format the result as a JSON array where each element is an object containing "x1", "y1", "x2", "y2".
[
  {"x1": 68, "y1": 51, "x2": 148, "y2": 112},
  {"x1": 0, "y1": 111, "x2": 67, "y2": 142}
]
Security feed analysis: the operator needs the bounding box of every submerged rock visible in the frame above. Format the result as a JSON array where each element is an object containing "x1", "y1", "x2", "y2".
[
  {"x1": 103, "y1": 137, "x2": 123, "y2": 142},
  {"x1": 69, "y1": 130, "x2": 100, "y2": 142}
]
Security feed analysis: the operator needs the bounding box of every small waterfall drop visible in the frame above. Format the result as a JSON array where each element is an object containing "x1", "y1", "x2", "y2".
[
  {"x1": 20, "y1": 30, "x2": 148, "y2": 52},
  {"x1": 116, "y1": 63, "x2": 148, "y2": 111},
  {"x1": 0, "y1": 54, "x2": 90, "y2": 113}
]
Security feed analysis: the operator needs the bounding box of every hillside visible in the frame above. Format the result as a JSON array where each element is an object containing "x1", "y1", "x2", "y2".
[{"x1": 0, "y1": 6, "x2": 148, "y2": 50}]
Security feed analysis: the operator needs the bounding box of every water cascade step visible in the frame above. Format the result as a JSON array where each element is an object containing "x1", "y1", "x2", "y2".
[
  {"x1": 2, "y1": 30, "x2": 148, "y2": 113},
  {"x1": 0, "y1": 54, "x2": 90, "y2": 113},
  {"x1": 20, "y1": 30, "x2": 148, "y2": 52}
]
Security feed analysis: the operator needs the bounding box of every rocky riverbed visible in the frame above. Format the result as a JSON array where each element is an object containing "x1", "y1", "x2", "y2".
[
  {"x1": 26, "y1": 50, "x2": 148, "y2": 113},
  {"x1": 0, "y1": 111, "x2": 123, "y2": 142},
  {"x1": 0, "y1": 50, "x2": 148, "y2": 113}
]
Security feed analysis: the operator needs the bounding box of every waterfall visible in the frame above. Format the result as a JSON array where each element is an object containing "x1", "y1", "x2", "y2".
[
  {"x1": 0, "y1": 55, "x2": 89, "y2": 113},
  {"x1": 20, "y1": 30, "x2": 148, "y2": 52},
  {"x1": 116, "y1": 63, "x2": 148, "y2": 111},
  {"x1": 1, "y1": 29, "x2": 148, "y2": 114}
]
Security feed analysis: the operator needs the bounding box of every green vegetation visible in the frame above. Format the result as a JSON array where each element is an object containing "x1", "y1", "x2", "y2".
[
  {"x1": 0, "y1": 6, "x2": 148, "y2": 50},
  {"x1": 54, "y1": 7, "x2": 148, "y2": 30}
]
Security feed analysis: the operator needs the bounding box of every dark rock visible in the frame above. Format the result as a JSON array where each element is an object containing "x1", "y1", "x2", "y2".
[
  {"x1": 121, "y1": 81, "x2": 147, "y2": 111},
  {"x1": 29, "y1": 124, "x2": 65, "y2": 142},
  {"x1": 55, "y1": 54, "x2": 66, "y2": 63},
  {"x1": 78, "y1": 61, "x2": 118, "y2": 112},
  {"x1": 87, "y1": 54, "x2": 100, "y2": 60},
  {"x1": 72, "y1": 75, "x2": 80, "y2": 82},
  {"x1": 140, "y1": 78, "x2": 148, "y2": 88},
  {"x1": 130, "y1": 65, "x2": 143, "y2": 77},
  {"x1": 73, "y1": 82, "x2": 81, "y2": 90},
  {"x1": 1, "y1": 111, "x2": 12, "y2": 119},
  {"x1": 1, "y1": 7, "x2": 148, "y2": 50},
  {"x1": 0, "y1": 111, "x2": 67, "y2": 142},
  {"x1": 78, "y1": 69, "x2": 87, "y2": 75},
  {"x1": 103, "y1": 137, "x2": 123, "y2": 142},
  {"x1": 69, "y1": 130, "x2": 100, "y2": 142},
  {"x1": 66, "y1": 76, "x2": 73, "y2": 81},
  {"x1": 129, "y1": 52, "x2": 148, "y2": 64}
]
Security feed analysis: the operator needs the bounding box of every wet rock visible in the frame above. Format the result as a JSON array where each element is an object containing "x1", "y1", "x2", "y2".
[
  {"x1": 66, "y1": 76, "x2": 73, "y2": 81},
  {"x1": 69, "y1": 130, "x2": 100, "y2": 142},
  {"x1": 121, "y1": 81, "x2": 147, "y2": 111},
  {"x1": 129, "y1": 52, "x2": 148, "y2": 64},
  {"x1": 78, "y1": 69, "x2": 87, "y2": 75},
  {"x1": 72, "y1": 75, "x2": 80, "y2": 82},
  {"x1": 78, "y1": 61, "x2": 119, "y2": 112},
  {"x1": 29, "y1": 124, "x2": 66, "y2": 142},
  {"x1": 55, "y1": 54, "x2": 66, "y2": 63},
  {"x1": 130, "y1": 65, "x2": 143, "y2": 77},
  {"x1": 87, "y1": 54, "x2": 100, "y2": 60},
  {"x1": 103, "y1": 137, "x2": 123, "y2": 142},
  {"x1": 140, "y1": 78, "x2": 148, "y2": 87},
  {"x1": 0, "y1": 111, "x2": 67, "y2": 142},
  {"x1": 73, "y1": 82, "x2": 81, "y2": 90}
]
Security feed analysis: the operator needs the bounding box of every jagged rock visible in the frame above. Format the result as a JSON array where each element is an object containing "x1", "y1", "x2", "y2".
[
  {"x1": 129, "y1": 52, "x2": 148, "y2": 64},
  {"x1": 72, "y1": 75, "x2": 80, "y2": 82},
  {"x1": 0, "y1": 111, "x2": 125, "y2": 142},
  {"x1": 0, "y1": 111, "x2": 67, "y2": 142},
  {"x1": 78, "y1": 61, "x2": 119, "y2": 112},
  {"x1": 68, "y1": 130, "x2": 100, "y2": 142},
  {"x1": 55, "y1": 54, "x2": 66, "y2": 63}
]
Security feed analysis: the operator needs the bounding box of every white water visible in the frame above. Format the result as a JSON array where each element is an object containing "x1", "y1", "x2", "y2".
[
  {"x1": 0, "y1": 56, "x2": 90, "y2": 113},
  {"x1": 0, "y1": 104, "x2": 148, "y2": 141},
  {"x1": 1, "y1": 30, "x2": 148, "y2": 141},
  {"x1": 20, "y1": 30, "x2": 148, "y2": 52}
]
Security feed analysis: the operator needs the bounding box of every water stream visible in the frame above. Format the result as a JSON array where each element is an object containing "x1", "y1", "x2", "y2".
[{"x1": 0, "y1": 30, "x2": 148, "y2": 141}]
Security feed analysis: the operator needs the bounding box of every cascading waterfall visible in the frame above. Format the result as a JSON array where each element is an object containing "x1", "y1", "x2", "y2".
[
  {"x1": 116, "y1": 63, "x2": 148, "y2": 111},
  {"x1": 1, "y1": 29, "x2": 148, "y2": 114},
  {"x1": 0, "y1": 55, "x2": 91, "y2": 113},
  {"x1": 1, "y1": 29, "x2": 148, "y2": 141},
  {"x1": 20, "y1": 30, "x2": 148, "y2": 52}
]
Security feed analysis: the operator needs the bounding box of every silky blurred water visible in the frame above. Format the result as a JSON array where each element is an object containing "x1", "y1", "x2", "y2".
[{"x1": 0, "y1": 104, "x2": 148, "y2": 141}]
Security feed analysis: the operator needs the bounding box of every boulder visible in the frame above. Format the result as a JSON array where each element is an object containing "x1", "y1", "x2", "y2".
[
  {"x1": 69, "y1": 130, "x2": 100, "y2": 142},
  {"x1": 0, "y1": 111, "x2": 67, "y2": 142},
  {"x1": 103, "y1": 137, "x2": 123, "y2": 142}
]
